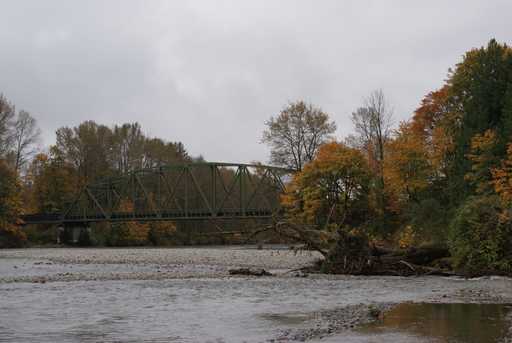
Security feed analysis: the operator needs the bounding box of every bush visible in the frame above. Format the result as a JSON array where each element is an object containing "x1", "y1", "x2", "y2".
[
  {"x1": 24, "y1": 224, "x2": 56, "y2": 245},
  {"x1": 148, "y1": 222, "x2": 177, "y2": 246},
  {"x1": 405, "y1": 198, "x2": 450, "y2": 243},
  {"x1": 107, "y1": 221, "x2": 150, "y2": 246},
  {"x1": 449, "y1": 196, "x2": 512, "y2": 276},
  {"x1": 0, "y1": 224, "x2": 27, "y2": 248}
]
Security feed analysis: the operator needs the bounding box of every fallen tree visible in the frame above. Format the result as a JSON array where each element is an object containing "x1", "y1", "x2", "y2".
[{"x1": 249, "y1": 221, "x2": 453, "y2": 276}]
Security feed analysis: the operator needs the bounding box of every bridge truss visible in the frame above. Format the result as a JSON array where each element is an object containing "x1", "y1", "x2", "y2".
[{"x1": 22, "y1": 162, "x2": 293, "y2": 225}]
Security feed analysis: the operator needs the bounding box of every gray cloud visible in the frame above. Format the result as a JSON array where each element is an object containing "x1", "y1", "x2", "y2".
[{"x1": 1, "y1": 0, "x2": 511, "y2": 163}]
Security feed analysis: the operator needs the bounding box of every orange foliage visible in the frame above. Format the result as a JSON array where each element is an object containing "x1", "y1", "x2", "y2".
[
  {"x1": 491, "y1": 143, "x2": 512, "y2": 205},
  {"x1": 411, "y1": 86, "x2": 450, "y2": 138},
  {"x1": 115, "y1": 200, "x2": 150, "y2": 245},
  {"x1": 465, "y1": 130, "x2": 497, "y2": 194},
  {"x1": 384, "y1": 122, "x2": 432, "y2": 202},
  {"x1": 282, "y1": 142, "x2": 370, "y2": 227},
  {"x1": 410, "y1": 86, "x2": 455, "y2": 173}
]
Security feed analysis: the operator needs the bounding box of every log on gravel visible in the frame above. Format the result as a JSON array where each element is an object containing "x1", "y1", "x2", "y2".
[{"x1": 228, "y1": 268, "x2": 273, "y2": 276}]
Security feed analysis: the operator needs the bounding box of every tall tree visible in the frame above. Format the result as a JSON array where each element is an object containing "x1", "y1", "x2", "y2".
[
  {"x1": 349, "y1": 90, "x2": 394, "y2": 230},
  {"x1": 11, "y1": 110, "x2": 41, "y2": 173},
  {"x1": 0, "y1": 95, "x2": 14, "y2": 157},
  {"x1": 27, "y1": 152, "x2": 76, "y2": 213},
  {"x1": 446, "y1": 39, "x2": 512, "y2": 202},
  {"x1": 54, "y1": 121, "x2": 112, "y2": 184},
  {"x1": 111, "y1": 123, "x2": 145, "y2": 173},
  {"x1": 384, "y1": 122, "x2": 432, "y2": 203},
  {"x1": 262, "y1": 100, "x2": 336, "y2": 171},
  {"x1": 0, "y1": 159, "x2": 26, "y2": 247},
  {"x1": 349, "y1": 90, "x2": 393, "y2": 180}
]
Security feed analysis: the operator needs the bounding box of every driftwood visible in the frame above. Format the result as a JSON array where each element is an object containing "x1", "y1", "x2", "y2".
[
  {"x1": 228, "y1": 268, "x2": 273, "y2": 277},
  {"x1": 250, "y1": 221, "x2": 454, "y2": 277}
]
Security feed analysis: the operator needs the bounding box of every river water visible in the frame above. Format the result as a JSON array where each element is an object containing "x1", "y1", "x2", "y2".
[{"x1": 1, "y1": 247, "x2": 511, "y2": 342}]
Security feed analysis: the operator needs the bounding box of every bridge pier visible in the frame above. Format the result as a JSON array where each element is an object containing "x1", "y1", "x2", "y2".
[{"x1": 61, "y1": 224, "x2": 91, "y2": 245}]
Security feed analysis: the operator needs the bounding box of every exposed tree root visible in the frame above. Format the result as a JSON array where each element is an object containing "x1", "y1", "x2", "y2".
[{"x1": 252, "y1": 221, "x2": 454, "y2": 276}]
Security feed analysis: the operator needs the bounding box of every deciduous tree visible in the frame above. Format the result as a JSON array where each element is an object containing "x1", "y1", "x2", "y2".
[
  {"x1": 282, "y1": 142, "x2": 370, "y2": 228},
  {"x1": 11, "y1": 110, "x2": 41, "y2": 173},
  {"x1": 262, "y1": 100, "x2": 336, "y2": 171}
]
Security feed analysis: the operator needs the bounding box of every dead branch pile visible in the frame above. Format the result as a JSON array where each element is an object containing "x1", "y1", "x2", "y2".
[{"x1": 251, "y1": 221, "x2": 453, "y2": 276}]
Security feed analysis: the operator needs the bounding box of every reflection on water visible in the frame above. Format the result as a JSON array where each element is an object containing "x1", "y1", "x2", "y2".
[{"x1": 362, "y1": 303, "x2": 512, "y2": 343}]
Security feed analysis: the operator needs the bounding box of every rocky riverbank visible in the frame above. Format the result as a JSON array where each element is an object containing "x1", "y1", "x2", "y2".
[{"x1": 1, "y1": 247, "x2": 512, "y2": 342}]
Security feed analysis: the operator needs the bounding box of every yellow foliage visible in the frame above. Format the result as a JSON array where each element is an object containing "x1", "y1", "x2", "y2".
[
  {"x1": 491, "y1": 143, "x2": 512, "y2": 206},
  {"x1": 115, "y1": 200, "x2": 150, "y2": 245},
  {"x1": 0, "y1": 160, "x2": 26, "y2": 247},
  {"x1": 282, "y1": 142, "x2": 370, "y2": 227},
  {"x1": 465, "y1": 129, "x2": 497, "y2": 194},
  {"x1": 384, "y1": 122, "x2": 432, "y2": 202},
  {"x1": 398, "y1": 225, "x2": 416, "y2": 249}
]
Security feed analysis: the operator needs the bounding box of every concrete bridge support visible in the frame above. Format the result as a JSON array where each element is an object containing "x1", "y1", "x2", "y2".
[{"x1": 61, "y1": 224, "x2": 91, "y2": 245}]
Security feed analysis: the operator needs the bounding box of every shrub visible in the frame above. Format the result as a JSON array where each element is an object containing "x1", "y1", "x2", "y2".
[
  {"x1": 0, "y1": 223, "x2": 27, "y2": 248},
  {"x1": 449, "y1": 196, "x2": 512, "y2": 276},
  {"x1": 148, "y1": 222, "x2": 177, "y2": 246}
]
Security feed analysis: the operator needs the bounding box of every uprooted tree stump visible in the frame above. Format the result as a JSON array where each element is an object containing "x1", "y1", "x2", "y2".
[{"x1": 251, "y1": 221, "x2": 454, "y2": 276}]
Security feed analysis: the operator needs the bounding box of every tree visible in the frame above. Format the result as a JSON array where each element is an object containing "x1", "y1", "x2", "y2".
[
  {"x1": 446, "y1": 39, "x2": 512, "y2": 202},
  {"x1": 282, "y1": 142, "x2": 370, "y2": 228},
  {"x1": 491, "y1": 143, "x2": 512, "y2": 206},
  {"x1": 449, "y1": 195, "x2": 512, "y2": 276},
  {"x1": 349, "y1": 90, "x2": 393, "y2": 181},
  {"x1": 27, "y1": 152, "x2": 76, "y2": 213},
  {"x1": 0, "y1": 160, "x2": 26, "y2": 247},
  {"x1": 465, "y1": 129, "x2": 499, "y2": 195},
  {"x1": 11, "y1": 110, "x2": 41, "y2": 173},
  {"x1": 262, "y1": 100, "x2": 336, "y2": 171},
  {"x1": 143, "y1": 137, "x2": 189, "y2": 168},
  {"x1": 54, "y1": 121, "x2": 113, "y2": 185},
  {"x1": 349, "y1": 90, "x2": 394, "y2": 233},
  {"x1": 0, "y1": 95, "x2": 14, "y2": 157},
  {"x1": 111, "y1": 123, "x2": 145, "y2": 173},
  {"x1": 384, "y1": 122, "x2": 432, "y2": 203}
]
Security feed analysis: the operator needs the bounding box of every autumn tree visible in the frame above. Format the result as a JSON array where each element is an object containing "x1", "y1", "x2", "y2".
[
  {"x1": 384, "y1": 122, "x2": 432, "y2": 203},
  {"x1": 465, "y1": 129, "x2": 500, "y2": 195},
  {"x1": 54, "y1": 121, "x2": 113, "y2": 185},
  {"x1": 446, "y1": 39, "x2": 512, "y2": 202},
  {"x1": 27, "y1": 152, "x2": 76, "y2": 213},
  {"x1": 0, "y1": 160, "x2": 26, "y2": 247},
  {"x1": 491, "y1": 143, "x2": 512, "y2": 206},
  {"x1": 262, "y1": 100, "x2": 336, "y2": 171},
  {"x1": 283, "y1": 142, "x2": 370, "y2": 228}
]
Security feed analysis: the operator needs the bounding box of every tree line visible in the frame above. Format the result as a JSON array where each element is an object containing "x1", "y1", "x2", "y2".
[
  {"x1": 1, "y1": 39, "x2": 512, "y2": 276},
  {"x1": 0, "y1": 106, "x2": 192, "y2": 246},
  {"x1": 264, "y1": 39, "x2": 512, "y2": 276}
]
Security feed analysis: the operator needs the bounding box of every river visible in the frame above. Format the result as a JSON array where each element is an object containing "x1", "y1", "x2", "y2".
[{"x1": 0, "y1": 247, "x2": 511, "y2": 342}]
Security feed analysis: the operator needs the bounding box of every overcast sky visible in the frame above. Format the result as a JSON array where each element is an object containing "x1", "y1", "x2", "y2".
[{"x1": 1, "y1": 1, "x2": 510, "y2": 164}]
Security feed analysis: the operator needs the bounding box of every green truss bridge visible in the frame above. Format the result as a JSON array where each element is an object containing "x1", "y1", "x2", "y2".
[{"x1": 21, "y1": 162, "x2": 294, "y2": 225}]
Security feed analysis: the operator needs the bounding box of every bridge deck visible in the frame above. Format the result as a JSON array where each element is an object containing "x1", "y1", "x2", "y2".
[{"x1": 21, "y1": 209, "x2": 274, "y2": 225}]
